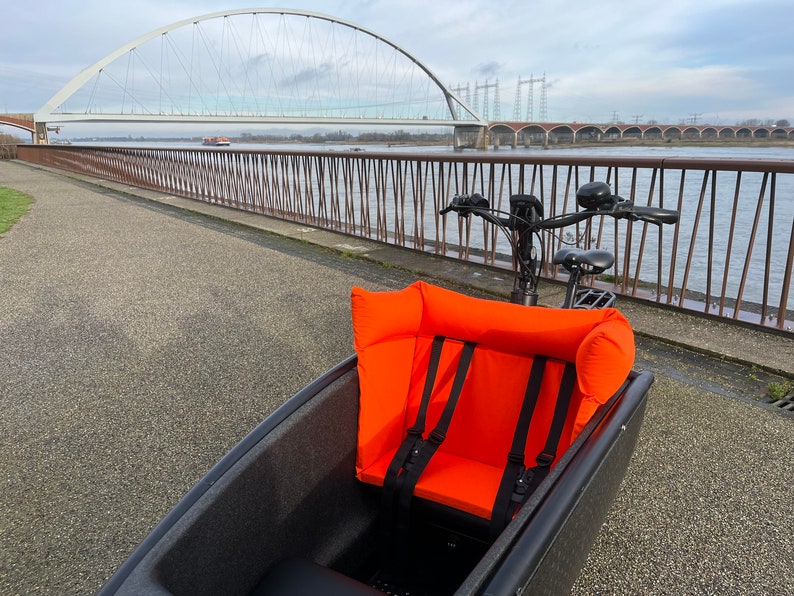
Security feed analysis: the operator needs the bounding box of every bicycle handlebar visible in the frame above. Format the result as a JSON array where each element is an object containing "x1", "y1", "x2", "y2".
[
  {"x1": 440, "y1": 189, "x2": 679, "y2": 230},
  {"x1": 624, "y1": 204, "x2": 680, "y2": 225},
  {"x1": 439, "y1": 192, "x2": 488, "y2": 215},
  {"x1": 533, "y1": 210, "x2": 594, "y2": 230},
  {"x1": 438, "y1": 183, "x2": 679, "y2": 308}
]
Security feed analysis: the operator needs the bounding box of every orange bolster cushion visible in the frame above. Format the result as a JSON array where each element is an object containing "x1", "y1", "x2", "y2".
[{"x1": 351, "y1": 281, "x2": 635, "y2": 519}]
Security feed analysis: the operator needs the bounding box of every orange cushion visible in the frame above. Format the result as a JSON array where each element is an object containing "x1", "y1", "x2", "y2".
[{"x1": 351, "y1": 281, "x2": 634, "y2": 520}]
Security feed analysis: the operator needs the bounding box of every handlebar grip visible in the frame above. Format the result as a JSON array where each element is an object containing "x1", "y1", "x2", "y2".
[
  {"x1": 469, "y1": 193, "x2": 488, "y2": 207},
  {"x1": 631, "y1": 205, "x2": 680, "y2": 225},
  {"x1": 535, "y1": 210, "x2": 594, "y2": 230},
  {"x1": 440, "y1": 193, "x2": 490, "y2": 216}
]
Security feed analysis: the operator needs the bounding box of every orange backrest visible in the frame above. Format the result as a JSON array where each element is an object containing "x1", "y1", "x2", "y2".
[{"x1": 351, "y1": 281, "x2": 635, "y2": 519}]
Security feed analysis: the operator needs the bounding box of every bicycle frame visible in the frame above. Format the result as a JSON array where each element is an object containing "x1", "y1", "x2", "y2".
[
  {"x1": 499, "y1": 194, "x2": 617, "y2": 309},
  {"x1": 442, "y1": 182, "x2": 678, "y2": 311},
  {"x1": 506, "y1": 194, "x2": 544, "y2": 306}
]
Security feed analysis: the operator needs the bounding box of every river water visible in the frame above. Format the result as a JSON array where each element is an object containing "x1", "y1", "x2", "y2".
[
  {"x1": 303, "y1": 141, "x2": 791, "y2": 316},
  {"x1": 94, "y1": 139, "x2": 794, "y2": 161}
]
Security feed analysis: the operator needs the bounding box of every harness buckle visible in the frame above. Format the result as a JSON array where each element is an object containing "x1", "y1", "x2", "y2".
[
  {"x1": 511, "y1": 468, "x2": 535, "y2": 504},
  {"x1": 403, "y1": 436, "x2": 425, "y2": 471}
]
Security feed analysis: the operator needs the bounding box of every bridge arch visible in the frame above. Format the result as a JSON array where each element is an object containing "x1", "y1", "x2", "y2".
[
  {"x1": 548, "y1": 124, "x2": 574, "y2": 144},
  {"x1": 515, "y1": 124, "x2": 548, "y2": 146},
  {"x1": 575, "y1": 125, "x2": 603, "y2": 142},
  {"x1": 682, "y1": 126, "x2": 701, "y2": 139},
  {"x1": 621, "y1": 126, "x2": 643, "y2": 140},
  {"x1": 645, "y1": 126, "x2": 662, "y2": 140},
  {"x1": 718, "y1": 127, "x2": 735, "y2": 139},
  {"x1": 487, "y1": 123, "x2": 519, "y2": 148},
  {"x1": 34, "y1": 8, "x2": 484, "y2": 137},
  {"x1": 0, "y1": 114, "x2": 35, "y2": 136}
]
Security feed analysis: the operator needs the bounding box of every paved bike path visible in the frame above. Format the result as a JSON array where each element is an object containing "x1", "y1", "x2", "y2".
[{"x1": 1, "y1": 160, "x2": 792, "y2": 594}]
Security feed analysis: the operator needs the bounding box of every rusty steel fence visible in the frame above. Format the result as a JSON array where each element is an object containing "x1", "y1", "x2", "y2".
[
  {"x1": 1, "y1": 144, "x2": 19, "y2": 159},
  {"x1": 17, "y1": 144, "x2": 794, "y2": 331}
]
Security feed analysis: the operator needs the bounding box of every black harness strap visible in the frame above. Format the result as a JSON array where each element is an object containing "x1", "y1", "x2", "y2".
[
  {"x1": 491, "y1": 360, "x2": 578, "y2": 536},
  {"x1": 490, "y1": 355, "x2": 547, "y2": 537},
  {"x1": 395, "y1": 340, "x2": 476, "y2": 517},
  {"x1": 381, "y1": 335, "x2": 446, "y2": 510},
  {"x1": 379, "y1": 336, "x2": 476, "y2": 566},
  {"x1": 535, "y1": 361, "x2": 578, "y2": 474}
]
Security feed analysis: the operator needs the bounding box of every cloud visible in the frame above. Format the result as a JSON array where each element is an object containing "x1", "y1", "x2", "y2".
[
  {"x1": 281, "y1": 63, "x2": 334, "y2": 87},
  {"x1": 472, "y1": 61, "x2": 502, "y2": 80},
  {"x1": 2, "y1": 0, "x2": 792, "y2": 125}
]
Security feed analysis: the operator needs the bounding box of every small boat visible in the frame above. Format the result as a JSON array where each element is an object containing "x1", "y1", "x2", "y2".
[
  {"x1": 202, "y1": 136, "x2": 231, "y2": 146},
  {"x1": 99, "y1": 282, "x2": 651, "y2": 595}
]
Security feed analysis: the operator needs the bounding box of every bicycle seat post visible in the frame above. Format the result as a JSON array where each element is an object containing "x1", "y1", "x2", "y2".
[
  {"x1": 553, "y1": 247, "x2": 617, "y2": 309},
  {"x1": 560, "y1": 266, "x2": 584, "y2": 309}
]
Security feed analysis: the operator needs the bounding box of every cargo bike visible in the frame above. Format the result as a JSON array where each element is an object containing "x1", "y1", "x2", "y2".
[{"x1": 99, "y1": 182, "x2": 678, "y2": 595}]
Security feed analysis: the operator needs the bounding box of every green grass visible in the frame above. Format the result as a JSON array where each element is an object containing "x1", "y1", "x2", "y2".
[
  {"x1": 0, "y1": 187, "x2": 34, "y2": 235},
  {"x1": 767, "y1": 379, "x2": 794, "y2": 400}
]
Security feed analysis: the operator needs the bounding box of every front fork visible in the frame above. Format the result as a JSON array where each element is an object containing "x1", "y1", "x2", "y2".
[
  {"x1": 508, "y1": 195, "x2": 542, "y2": 307},
  {"x1": 510, "y1": 244, "x2": 539, "y2": 306}
]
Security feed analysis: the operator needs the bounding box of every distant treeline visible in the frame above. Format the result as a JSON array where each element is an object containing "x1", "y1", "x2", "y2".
[
  {"x1": 237, "y1": 130, "x2": 454, "y2": 144},
  {"x1": 57, "y1": 130, "x2": 456, "y2": 144},
  {"x1": 0, "y1": 133, "x2": 24, "y2": 144}
]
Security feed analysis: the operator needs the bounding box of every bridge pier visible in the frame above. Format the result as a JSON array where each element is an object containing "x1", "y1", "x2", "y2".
[
  {"x1": 35, "y1": 122, "x2": 49, "y2": 144},
  {"x1": 453, "y1": 124, "x2": 488, "y2": 151}
]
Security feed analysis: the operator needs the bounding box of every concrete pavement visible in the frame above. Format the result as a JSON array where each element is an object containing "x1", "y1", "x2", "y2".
[{"x1": 1, "y1": 159, "x2": 792, "y2": 595}]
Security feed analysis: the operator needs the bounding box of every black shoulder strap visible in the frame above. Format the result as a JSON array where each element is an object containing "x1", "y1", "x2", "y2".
[
  {"x1": 535, "y1": 361, "x2": 578, "y2": 473},
  {"x1": 395, "y1": 340, "x2": 476, "y2": 515},
  {"x1": 490, "y1": 355, "x2": 547, "y2": 536},
  {"x1": 491, "y1": 360, "x2": 577, "y2": 536},
  {"x1": 381, "y1": 335, "x2": 446, "y2": 506},
  {"x1": 379, "y1": 337, "x2": 475, "y2": 564}
]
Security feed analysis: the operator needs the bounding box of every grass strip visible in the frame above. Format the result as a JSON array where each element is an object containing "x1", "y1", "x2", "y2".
[{"x1": 0, "y1": 186, "x2": 34, "y2": 235}]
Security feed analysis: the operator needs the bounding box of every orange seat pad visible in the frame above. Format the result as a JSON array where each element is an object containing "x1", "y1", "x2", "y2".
[{"x1": 351, "y1": 281, "x2": 635, "y2": 520}]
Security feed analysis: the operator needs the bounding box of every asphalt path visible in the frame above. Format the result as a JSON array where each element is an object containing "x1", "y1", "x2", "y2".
[{"x1": 1, "y1": 160, "x2": 792, "y2": 595}]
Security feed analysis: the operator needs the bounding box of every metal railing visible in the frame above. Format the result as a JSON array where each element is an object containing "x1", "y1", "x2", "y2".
[
  {"x1": 17, "y1": 144, "x2": 794, "y2": 331},
  {"x1": 1, "y1": 144, "x2": 18, "y2": 159}
]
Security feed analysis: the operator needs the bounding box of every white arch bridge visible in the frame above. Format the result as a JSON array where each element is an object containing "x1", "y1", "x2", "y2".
[{"x1": 33, "y1": 8, "x2": 486, "y2": 145}]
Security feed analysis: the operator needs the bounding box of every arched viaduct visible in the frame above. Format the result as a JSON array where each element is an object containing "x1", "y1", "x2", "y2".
[
  {"x1": 0, "y1": 114, "x2": 36, "y2": 141},
  {"x1": 489, "y1": 121, "x2": 794, "y2": 147}
]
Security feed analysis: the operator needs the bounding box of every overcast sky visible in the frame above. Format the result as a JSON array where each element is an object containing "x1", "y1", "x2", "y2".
[{"x1": 2, "y1": 0, "x2": 792, "y2": 134}]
